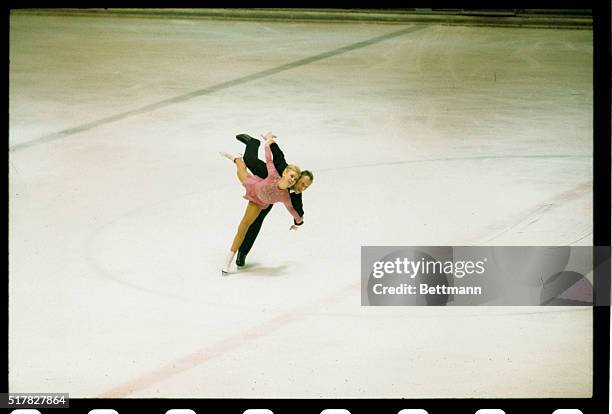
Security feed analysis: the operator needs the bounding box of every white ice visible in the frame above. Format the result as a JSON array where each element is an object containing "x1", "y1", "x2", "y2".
[{"x1": 9, "y1": 13, "x2": 593, "y2": 398}]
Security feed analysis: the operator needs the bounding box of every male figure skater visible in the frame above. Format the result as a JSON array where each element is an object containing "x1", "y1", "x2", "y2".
[{"x1": 235, "y1": 133, "x2": 314, "y2": 268}]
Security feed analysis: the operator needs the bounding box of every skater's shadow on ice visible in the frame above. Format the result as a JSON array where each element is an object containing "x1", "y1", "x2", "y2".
[{"x1": 238, "y1": 263, "x2": 289, "y2": 277}]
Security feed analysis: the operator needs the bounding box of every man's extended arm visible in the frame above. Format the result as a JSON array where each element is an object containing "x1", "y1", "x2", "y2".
[
  {"x1": 290, "y1": 192, "x2": 304, "y2": 226},
  {"x1": 270, "y1": 142, "x2": 288, "y2": 175}
]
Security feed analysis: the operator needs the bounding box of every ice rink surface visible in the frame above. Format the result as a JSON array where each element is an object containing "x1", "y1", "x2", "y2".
[{"x1": 9, "y1": 13, "x2": 593, "y2": 398}]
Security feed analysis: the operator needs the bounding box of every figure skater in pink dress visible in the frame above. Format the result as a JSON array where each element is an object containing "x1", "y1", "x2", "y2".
[{"x1": 220, "y1": 131, "x2": 303, "y2": 275}]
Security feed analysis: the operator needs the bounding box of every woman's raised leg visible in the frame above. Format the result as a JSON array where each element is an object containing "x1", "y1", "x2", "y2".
[
  {"x1": 221, "y1": 152, "x2": 251, "y2": 183},
  {"x1": 234, "y1": 158, "x2": 250, "y2": 183}
]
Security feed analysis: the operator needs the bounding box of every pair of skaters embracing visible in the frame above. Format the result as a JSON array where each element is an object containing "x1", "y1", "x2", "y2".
[{"x1": 220, "y1": 132, "x2": 313, "y2": 275}]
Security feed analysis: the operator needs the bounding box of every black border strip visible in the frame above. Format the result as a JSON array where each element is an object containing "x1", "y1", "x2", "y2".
[{"x1": 592, "y1": 0, "x2": 611, "y2": 411}]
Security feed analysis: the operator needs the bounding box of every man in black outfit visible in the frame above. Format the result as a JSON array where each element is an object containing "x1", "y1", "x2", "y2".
[{"x1": 235, "y1": 133, "x2": 314, "y2": 268}]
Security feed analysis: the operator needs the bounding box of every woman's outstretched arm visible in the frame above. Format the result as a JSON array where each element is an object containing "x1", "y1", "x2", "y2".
[{"x1": 283, "y1": 200, "x2": 303, "y2": 224}]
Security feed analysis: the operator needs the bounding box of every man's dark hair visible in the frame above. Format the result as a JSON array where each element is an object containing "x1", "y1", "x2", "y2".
[{"x1": 301, "y1": 170, "x2": 314, "y2": 183}]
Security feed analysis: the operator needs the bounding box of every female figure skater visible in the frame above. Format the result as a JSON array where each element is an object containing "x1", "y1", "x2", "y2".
[{"x1": 220, "y1": 131, "x2": 303, "y2": 275}]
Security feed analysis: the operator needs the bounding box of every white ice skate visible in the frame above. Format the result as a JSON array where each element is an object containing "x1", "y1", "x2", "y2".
[
  {"x1": 221, "y1": 251, "x2": 236, "y2": 277},
  {"x1": 220, "y1": 152, "x2": 242, "y2": 162}
]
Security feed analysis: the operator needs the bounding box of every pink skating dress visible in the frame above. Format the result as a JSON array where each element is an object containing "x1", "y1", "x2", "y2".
[{"x1": 242, "y1": 143, "x2": 303, "y2": 224}]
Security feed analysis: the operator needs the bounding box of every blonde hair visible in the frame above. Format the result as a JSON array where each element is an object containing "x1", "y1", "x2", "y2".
[{"x1": 283, "y1": 164, "x2": 301, "y2": 177}]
